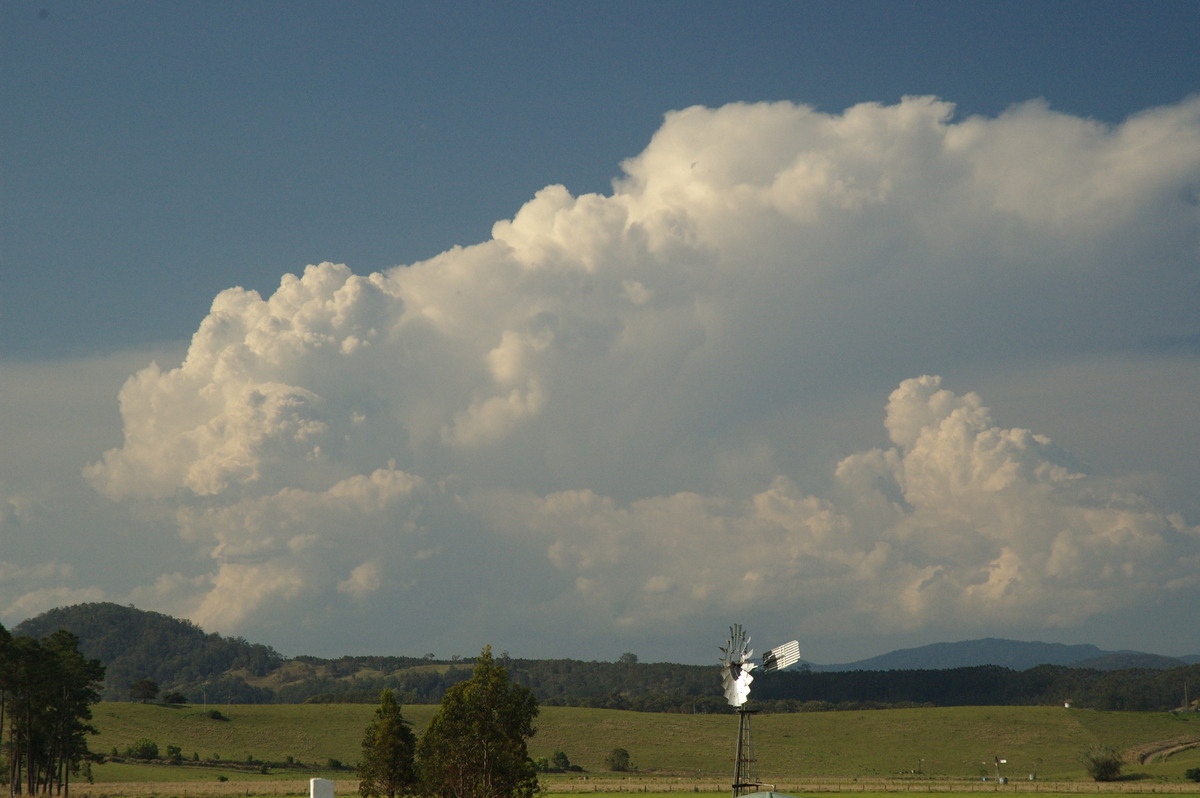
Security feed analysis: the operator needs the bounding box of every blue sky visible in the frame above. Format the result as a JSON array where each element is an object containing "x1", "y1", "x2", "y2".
[
  {"x1": 6, "y1": 1, "x2": 1196, "y2": 357},
  {"x1": 2, "y1": 2, "x2": 1198, "y2": 664}
]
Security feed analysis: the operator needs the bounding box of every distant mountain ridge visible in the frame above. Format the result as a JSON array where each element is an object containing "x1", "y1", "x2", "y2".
[{"x1": 808, "y1": 637, "x2": 1195, "y2": 672}]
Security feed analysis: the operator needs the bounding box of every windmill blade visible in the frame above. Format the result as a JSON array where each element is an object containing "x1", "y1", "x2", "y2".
[
  {"x1": 760, "y1": 639, "x2": 801, "y2": 673},
  {"x1": 720, "y1": 624, "x2": 756, "y2": 708},
  {"x1": 720, "y1": 624, "x2": 753, "y2": 667}
]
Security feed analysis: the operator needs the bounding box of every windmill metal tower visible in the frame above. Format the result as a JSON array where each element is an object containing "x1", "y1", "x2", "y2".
[{"x1": 719, "y1": 624, "x2": 801, "y2": 798}]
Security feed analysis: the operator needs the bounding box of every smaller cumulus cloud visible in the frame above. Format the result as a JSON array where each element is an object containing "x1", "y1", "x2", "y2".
[
  {"x1": 473, "y1": 376, "x2": 1199, "y2": 642},
  {"x1": 0, "y1": 560, "x2": 105, "y2": 620},
  {"x1": 170, "y1": 465, "x2": 429, "y2": 632}
]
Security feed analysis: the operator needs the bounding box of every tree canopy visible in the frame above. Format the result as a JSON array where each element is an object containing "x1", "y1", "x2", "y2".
[
  {"x1": 358, "y1": 689, "x2": 417, "y2": 798},
  {"x1": 1, "y1": 624, "x2": 106, "y2": 795},
  {"x1": 417, "y1": 646, "x2": 539, "y2": 798}
]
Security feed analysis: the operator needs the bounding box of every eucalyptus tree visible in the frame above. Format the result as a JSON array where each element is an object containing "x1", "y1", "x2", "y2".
[{"x1": 417, "y1": 646, "x2": 538, "y2": 798}]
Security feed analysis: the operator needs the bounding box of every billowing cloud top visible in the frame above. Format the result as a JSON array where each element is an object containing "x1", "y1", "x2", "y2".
[{"x1": 78, "y1": 97, "x2": 1200, "y2": 657}]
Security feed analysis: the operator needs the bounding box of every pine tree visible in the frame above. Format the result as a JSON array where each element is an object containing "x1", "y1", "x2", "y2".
[
  {"x1": 0, "y1": 627, "x2": 104, "y2": 795},
  {"x1": 358, "y1": 689, "x2": 417, "y2": 798}
]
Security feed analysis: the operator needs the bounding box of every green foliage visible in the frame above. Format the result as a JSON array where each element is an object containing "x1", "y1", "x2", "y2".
[
  {"x1": 13, "y1": 602, "x2": 282, "y2": 702},
  {"x1": 126, "y1": 738, "x2": 159, "y2": 759},
  {"x1": 418, "y1": 646, "x2": 539, "y2": 798},
  {"x1": 605, "y1": 747, "x2": 631, "y2": 772},
  {"x1": 130, "y1": 678, "x2": 159, "y2": 703},
  {"x1": 1078, "y1": 745, "x2": 1124, "y2": 781},
  {"x1": 163, "y1": 691, "x2": 188, "y2": 704},
  {"x1": 1185, "y1": 766, "x2": 1200, "y2": 782},
  {"x1": 1, "y1": 625, "x2": 106, "y2": 794},
  {"x1": 550, "y1": 750, "x2": 570, "y2": 771},
  {"x1": 357, "y1": 689, "x2": 417, "y2": 798}
]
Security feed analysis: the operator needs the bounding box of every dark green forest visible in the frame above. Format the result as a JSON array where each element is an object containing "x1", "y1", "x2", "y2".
[
  {"x1": 15, "y1": 603, "x2": 283, "y2": 703},
  {"x1": 13, "y1": 603, "x2": 1200, "y2": 714}
]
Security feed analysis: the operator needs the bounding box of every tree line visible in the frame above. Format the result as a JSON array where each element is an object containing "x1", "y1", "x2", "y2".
[
  {"x1": 746, "y1": 663, "x2": 1200, "y2": 712},
  {"x1": 298, "y1": 659, "x2": 1200, "y2": 714},
  {"x1": 15, "y1": 604, "x2": 1199, "y2": 713},
  {"x1": 1, "y1": 623, "x2": 106, "y2": 796}
]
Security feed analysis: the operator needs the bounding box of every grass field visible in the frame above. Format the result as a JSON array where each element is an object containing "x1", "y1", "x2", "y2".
[{"x1": 78, "y1": 702, "x2": 1200, "y2": 795}]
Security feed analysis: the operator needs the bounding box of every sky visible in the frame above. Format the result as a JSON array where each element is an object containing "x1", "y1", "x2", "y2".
[{"x1": 2, "y1": 1, "x2": 1198, "y2": 666}]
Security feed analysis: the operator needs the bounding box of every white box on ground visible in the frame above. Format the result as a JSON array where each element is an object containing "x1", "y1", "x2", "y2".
[{"x1": 311, "y1": 777, "x2": 335, "y2": 798}]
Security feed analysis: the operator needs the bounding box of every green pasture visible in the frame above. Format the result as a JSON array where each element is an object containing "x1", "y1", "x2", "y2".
[{"x1": 84, "y1": 703, "x2": 1200, "y2": 786}]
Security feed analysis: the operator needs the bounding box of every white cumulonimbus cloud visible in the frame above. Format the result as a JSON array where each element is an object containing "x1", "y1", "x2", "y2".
[{"x1": 78, "y1": 96, "x2": 1200, "y2": 655}]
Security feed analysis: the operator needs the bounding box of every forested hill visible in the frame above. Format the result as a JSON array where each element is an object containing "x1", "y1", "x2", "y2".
[
  {"x1": 13, "y1": 602, "x2": 284, "y2": 702},
  {"x1": 11, "y1": 603, "x2": 1200, "y2": 712}
]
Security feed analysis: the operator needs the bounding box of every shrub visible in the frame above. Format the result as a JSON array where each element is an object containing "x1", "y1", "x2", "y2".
[
  {"x1": 1079, "y1": 745, "x2": 1124, "y2": 782},
  {"x1": 605, "y1": 747, "x2": 631, "y2": 772},
  {"x1": 125, "y1": 739, "x2": 159, "y2": 760},
  {"x1": 1185, "y1": 767, "x2": 1200, "y2": 782}
]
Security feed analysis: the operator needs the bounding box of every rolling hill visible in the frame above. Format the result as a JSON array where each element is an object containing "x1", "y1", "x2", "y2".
[{"x1": 82, "y1": 702, "x2": 1200, "y2": 784}]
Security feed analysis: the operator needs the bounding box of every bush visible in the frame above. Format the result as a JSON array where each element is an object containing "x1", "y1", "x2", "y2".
[
  {"x1": 1185, "y1": 767, "x2": 1200, "y2": 782},
  {"x1": 605, "y1": 747, "x2": 631, "y2": 772},
  {"x1": 125, "y1": 738, "x2": 159, "y2": 760},
  {"x1": 1079, "y1": 745, "x2": 1124, "y2": 782}
]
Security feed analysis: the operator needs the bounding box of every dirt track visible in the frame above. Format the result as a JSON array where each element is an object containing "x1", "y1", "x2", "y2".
[{"x1": 1127, "y1": 735, "x2": 1200, "y2": 765}]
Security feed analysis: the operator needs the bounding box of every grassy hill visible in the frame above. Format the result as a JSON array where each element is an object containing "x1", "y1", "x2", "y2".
[{"x1": 84, "y1": 702, "x2": 1200, "y2": 786}]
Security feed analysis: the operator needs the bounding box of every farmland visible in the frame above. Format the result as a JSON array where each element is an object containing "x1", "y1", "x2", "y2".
[{"x1": 76, "y1": 702, "x2": 1200, "y2": 796}]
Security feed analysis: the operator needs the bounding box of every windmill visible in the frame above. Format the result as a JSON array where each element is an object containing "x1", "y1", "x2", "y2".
[{"x1": 719, "y1": 624, "x2": 802, "y2": 798}]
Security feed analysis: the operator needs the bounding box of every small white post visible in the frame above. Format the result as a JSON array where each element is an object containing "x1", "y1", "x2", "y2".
[{"x1": 311, "y1": 778, "x2": 335, "y2": 798}]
